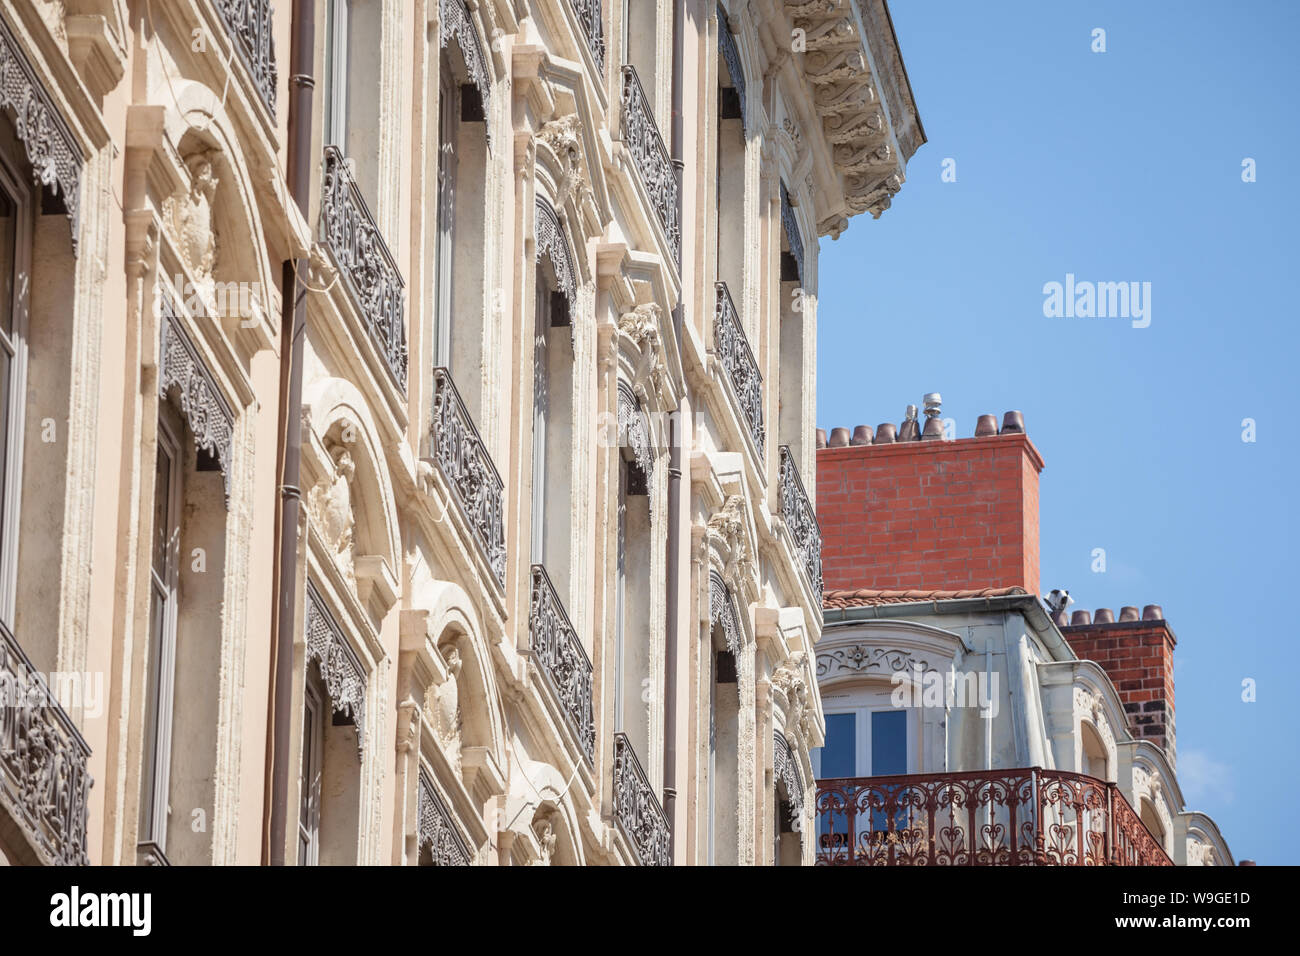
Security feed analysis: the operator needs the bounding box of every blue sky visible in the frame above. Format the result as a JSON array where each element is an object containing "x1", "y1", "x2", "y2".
[{"x1": 815, "y1": 0, "x2": 1299, "y2": 863}]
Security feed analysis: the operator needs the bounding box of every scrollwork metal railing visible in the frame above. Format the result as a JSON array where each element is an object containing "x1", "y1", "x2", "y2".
[
  {"x1": 778, "y1": 446, "x2": 822, "y2": 597},
  {"x1": 714, "y1": 282, "x2": 764, "y2": 457},
  {"x1": 815, "y1": 768, "x2": 1174, "y2": 866},
  {"x1": 320, "y1": 146, "x2": 408, "y2": 389},
  {"x1": 612, "y1": 732, "x2": 671, "y2": 866},
  {"x1": 0, "y1": 620, "x2": 92, "y2": 865},
  {"x1": 213, "y1": 0, "x2": 278, "y2": 117},
  {"x1": 620, "y1": 66, "x2": 680, "y2": 266},
  {"x1": 529, "y1": 565, "x2": 595, "y2": 763},
  {"x1": 568, "y1": 0, "x2": 605, "y2": 74},
  {"x1": 429, "y1": 367, "x2": 506, "y2": 586}
]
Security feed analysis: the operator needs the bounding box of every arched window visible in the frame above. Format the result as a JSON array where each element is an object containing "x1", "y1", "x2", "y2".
[
  {"x1": 1081, "y1": 720, "x2": 1109, "y2": 780},
  {"x1": 773, "y1": 733, "x2": 805, "y2": 866},
  {"x1": 614, "y1": 384, "x2": 653, "y2": 762},
  {"x1": 1140, "y1": 797, "x2": 1166, "y2": 850}
]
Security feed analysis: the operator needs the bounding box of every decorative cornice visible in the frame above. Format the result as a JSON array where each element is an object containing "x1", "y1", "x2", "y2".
[{"x1": 0, "y1": 14, "x2": 84, "y2": 254}]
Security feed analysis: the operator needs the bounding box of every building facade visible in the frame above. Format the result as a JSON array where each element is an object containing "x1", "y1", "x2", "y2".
[
  {"x1": 0, "y1": 0, "x2": 921, "y2": 865},
  {"x1": 812, "y1": 405, "x2": 1234, "y2": 866}
]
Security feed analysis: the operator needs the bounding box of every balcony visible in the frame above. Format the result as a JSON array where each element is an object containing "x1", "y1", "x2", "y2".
[
  {"x1": 620, "y1": 66, "x2": 680, "y2": 266},
  {"x1": 429, "y1": 368, "x2": 506, "y2": 585},
  {"x1": 529, "y1": 565, "x2": 595, "y2": 763},
  {"x1": 568, "y1": 0, "x2": 605, "y2": 74},
  {"x1": 320, "y1": 146, "x2": 408, "y2": 390},
  {"x1": 815, "y1": 768, "x2": 1174, "y2": 866},
  {"x1": 714, "y1": 282, "x2": 764, "y2": 458},
  {"x1": 778, "y1": 446, "x2": 822, "y2": 598},
  {"x1": 213, "y1": 0, "x2": 278, "y2": 118},
  {"x1": 0, "y1": 621, "x2": 92, "y2": 865},
  {"x1": 612, "y1": 732, "x2": 670, "y2": 866}
]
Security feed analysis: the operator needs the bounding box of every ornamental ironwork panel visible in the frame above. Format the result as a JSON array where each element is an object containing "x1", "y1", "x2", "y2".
[
  {"x1": 778, "y1": 446, "x2": 821, "y2": 597},
  {"x1": 0, "y1": 15, "x2": 84, "y2": 254},
  {"x1": 714, "y1": 281, "x2": 764, "y2": 457},
  {"x1": 708, "y1": 569, "x2": 741, "y2": 655},
  {"x1": 320, "y1": 146, "x2": 408, "y2": 389},
  {"x1": 612, "y1": 732, "x2": 670, "y2": 866},
  {"x1": 158, "y1": 296, "x2": 235, "y2": 505},
  {"x1": 814, "y1": 768, "x2": 1174, "y2": 866},
  {"x1": 529, "y1": 565, "x2": 595, "y2": 762},
  {"x1": 620, "y1": 66, "x2": 679, "y2": 266},
  {"x1": 429, "y1": 367, "x2": 507, "y2": 585},
  {"x1": 717, "y1": 5, "x2": 747, "y2": 131},
  {"x1": 213, "y1": 0, "x2": 278, "y2": 117},
  {"x1": 535, "y1": 198, "x2": 577, "y2": 317},
  {"x1": 616, "y1": 381, "x2": 654, "y2": 479},
  {"x1": 774, "y1": 733, "x2": 804, "y2": 821},
  {"x1": 304, "y1": 581, "x2": 367, "y2": 745},
  {"x1": 0, "y1": 620, "x2": 92, "y2": 865},
  {"x1": 440, "y1": 0, "x2": 491, "y2": 141},
  {"x1": 568, "y1": 0, "x2": 605, "y2": 74},
  {"x1": 780, "y1": 181, "x2": 804, "y2": 283},
  {"x1": 417, "y1": 769, "x2": 471, "y2": 866}
]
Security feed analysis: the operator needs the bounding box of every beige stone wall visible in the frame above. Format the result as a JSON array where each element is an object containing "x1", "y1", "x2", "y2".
[{"x1": 0, "y1": 0, "x2": 918, "y2": 865}]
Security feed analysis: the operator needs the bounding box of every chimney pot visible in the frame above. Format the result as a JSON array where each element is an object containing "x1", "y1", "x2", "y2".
[
  {"x1": 1071, "y1": 610, "x2": 1092, "y2": 626},
  {"x1": 874, "y1": 422, "x2": 897, "y2": 444},
  {"x1": 898, "y1": 405, "x2": 921, "y2": 441},
  {"x1": 923, "y1": 393, "x2": 942, "y2": 418},
  {"x1": 1052, "y1": 608, "x2": 1070, "y2": 626},
  {"x1": 1119, "y1": 606, "x2": 1140, "y2": 622},
  {"x1": 1094, "y1": 607, "x2": 1115, "y2": 624},
  {"x1": 851, "y1": 425, "x2": 873, "y2": 446},
  {"x1": 828, "y1": 427, "x2": 850, "y2": 448},
  {"x1": 816, "y1": 428, "x2": 827, "y2": 449},
  {"x1": 1142, "y1": 604, "x2": 1164, "y2": 621},
  {"x1": 1000, "y1": 410, "x2": 1025, "y2": 434},
  {"x1": 921, "y1": 417, "x2": 944, "y2": 440},
  {"x1": 975, "y1": 414, "x2": 998, "y2": 437}
]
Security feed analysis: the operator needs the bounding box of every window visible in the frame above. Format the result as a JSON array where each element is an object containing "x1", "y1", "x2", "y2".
[
  {"x1": 614, "y1": 451, "x2": 651, "y2": 761},
  {"x1": 707, "y1": 644, "x2": 739, "y2": 865},
  {"x1": 776, "y1": 183, "x2": 805, "y2": 464},
  {"x1": 0, "y1": 153, "x2": 29, "y2": 626},
  {"x1": 715, "y1": 23, "x2": 745, "y2": 297},
  {"x1": 324, "y1": 0, "x2": 383, "y2": 202},
  {"x1": 138, "y1": 414, "x2": 181, "y2": 864},
  {"x1": 530, "y1": 263, "x2": 574, "y2": 597},
  {"x1": 298, "y1": 676, "x2": 325, "y2": 866},
  {"x1": 623, "y1": 0, "x2": 657, "y2": 108},
  {"x1": 1081, "y1": 721, "x2": 1109, "y2": 780}
]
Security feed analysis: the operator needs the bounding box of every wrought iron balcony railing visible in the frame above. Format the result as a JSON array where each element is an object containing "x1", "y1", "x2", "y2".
[
  {"x1": 214, "y1": 0, "x2": 278, "y2": 117},
  {"x1": 429, "y1": 367, "x2": 506, "y2": 585},
  {"x1": 320, "y1": 146, "x2": 408, "y2": 389},
  {"x1": 612, "y1": 732, "x2": 670, "y2": 866},
  {"x1": 568, "y1": 0, "x2": 605, "y2": 74},
  {"x1": 778, "y1": 446, "x2": 822, "y2": 598},
  {"x1": 620, "y1": 66, "x2": 680, "y2": 267},
  {"x1": 0, "y1": 620, "x2": 92, "y2": 865},
  {"x1": 714, "y1": 282, "x2": 764, "y2": 457},
  {"x1": 815, "y1": 768, "x2": 1174, "y2": 866},
  {"x1": 529, "y1": 565, "x2": 595, "y2": 763}
]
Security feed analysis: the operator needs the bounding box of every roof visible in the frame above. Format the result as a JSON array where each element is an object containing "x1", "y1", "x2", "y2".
[{"x1": 823, "y1": 586, "x2": 1029, "y2": 609}]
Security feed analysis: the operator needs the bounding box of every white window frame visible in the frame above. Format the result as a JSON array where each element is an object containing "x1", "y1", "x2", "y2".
[
  {"x1": 323, "y1": 0, "x2": 351, "y2": 151},
  {"x1": 298, "y1": 675, "x2": 325, "y2": 866},
  {"x1": 530, "y1": 277, "x2": 549, "y2": 566},
  {"x1": 434, "y1": 64, "x2": 457, "y2": 370},
  {"x1": 812, "y1": 693, "x2": 918, "y2": 779},
  {"x1": 141, "y1": 413, "x2": 182, "y2": 855},
  {"x1": 0, "y1": 149, "x2": 31, "y2": 628}
]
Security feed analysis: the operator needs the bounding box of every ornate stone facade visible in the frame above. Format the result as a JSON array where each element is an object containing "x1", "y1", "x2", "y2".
[{"x1": 0, "y1": 0, "x2": 921, "y2": 867}]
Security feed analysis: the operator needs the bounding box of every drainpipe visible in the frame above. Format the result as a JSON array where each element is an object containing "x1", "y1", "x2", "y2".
[
  {"x1": 265, "y1": 0, "x2": 315, "y2": 866},
  {"x1": 662, "y1": 0, "x2": 686, "y2": 862}
]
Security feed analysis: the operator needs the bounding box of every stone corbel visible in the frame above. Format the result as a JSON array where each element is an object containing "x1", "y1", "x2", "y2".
[
  {"x1": 354, "y1": 554, "x2": 399, "y2": 612},
  {"x1": 461, "y1": 745, "x2": 508, "y2": 800},
  {"x1": 65, "y1": 14, "x2": 126, "y2": 98}
]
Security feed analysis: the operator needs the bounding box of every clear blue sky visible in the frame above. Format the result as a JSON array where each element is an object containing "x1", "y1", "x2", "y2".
[{"x1": 816, "y1": 0, "x2": 1299, "y2": 863}]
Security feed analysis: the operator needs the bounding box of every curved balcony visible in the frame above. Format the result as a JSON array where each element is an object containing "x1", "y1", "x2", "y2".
[
  {"x1": 714, "y1": 282, "x2": 765, "y2": 458},
  {"x1": 529, "y1": 565, "x2": 595, "y2": 763},
  {"x1": 0, "y1": 621, "x2": 92, "y2": 865},
  {"x1": 612, "y1": 732, "x2": 670, "y2": 866},
  {"x1": 815, "y1": 768, "x2": 1173, "y2": 866},
  {"x1": 620, "y1": 66, "x2": 680, "y2": 267}
]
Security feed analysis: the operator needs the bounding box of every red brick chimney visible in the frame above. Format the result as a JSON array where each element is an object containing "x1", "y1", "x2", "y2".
[
  {"x1": 816, "y1": 410, "x2": 1044, "y2": 596},
  {"x1": 1059, "y1": 605, "x2": 1177, "y2": 763}
]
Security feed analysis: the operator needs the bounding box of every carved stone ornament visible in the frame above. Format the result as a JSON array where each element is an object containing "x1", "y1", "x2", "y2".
[
  {"x1": 427, "y1": 643, "x2": 463, "y2": 772},
  {"x1": 616, "y1": 381, "x2": 654, "y2": 478},
  {"x1": 307, "y1": 441, "x2": 358, "y2": 583},
  {"x1": 440, "y1": 0, "x2": 491, "y2": 145},
  {"x1": 774, "y1": 732, "x2": 805, "y2": 821},
  {"x1": 417, "y1": 768, "x2": 471, "y2": 866},
  {"x1": 536, "y1": 113, "x2": 589, "y2": 212},
  {"x1": 164, "y1": 152, "x2": 220, "y2": 286},
  {"x1": 816, "y1": 644, "x2": 929, "y2": 679},
  {"x1": 707, "y1": 494, "x2": 752, "y2": 593},
  {"x1": 0, "y1": 14, "x2": 84, "y2": 253},
  {"x1": 304, "y1": 582, "x2": 367, "y2": 748},
  {"x1": 158, "y1": 295, "x2": 235, "y2": 505},
  {"x1": 708, "y1": 569, "x2": 742, "y2": 655},
  {"x1": 535, "y1": 197, "x2": 577, "y2": 317}
]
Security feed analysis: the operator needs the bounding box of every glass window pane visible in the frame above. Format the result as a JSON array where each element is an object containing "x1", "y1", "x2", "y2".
[
  {"x1": 871, "y1": 709, "x2": 908, "y2": 776},
  {"x1": 819, "y1": 712, "x2": 856, "y2": 778},
  {"x1": 0, "y1": 183, "x2": 15, "y2": 336},
  {"x1": 151, "y1": 444, "x2": 171, "y2": 574}
]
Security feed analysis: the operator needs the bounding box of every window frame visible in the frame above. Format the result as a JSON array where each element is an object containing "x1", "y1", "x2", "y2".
[
  {"x1": 298, "y1": 674, "x2": 326, "y2": 866},
  {"x1": 0, "y1": 147, "x2": 32, "y2": 627}
]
